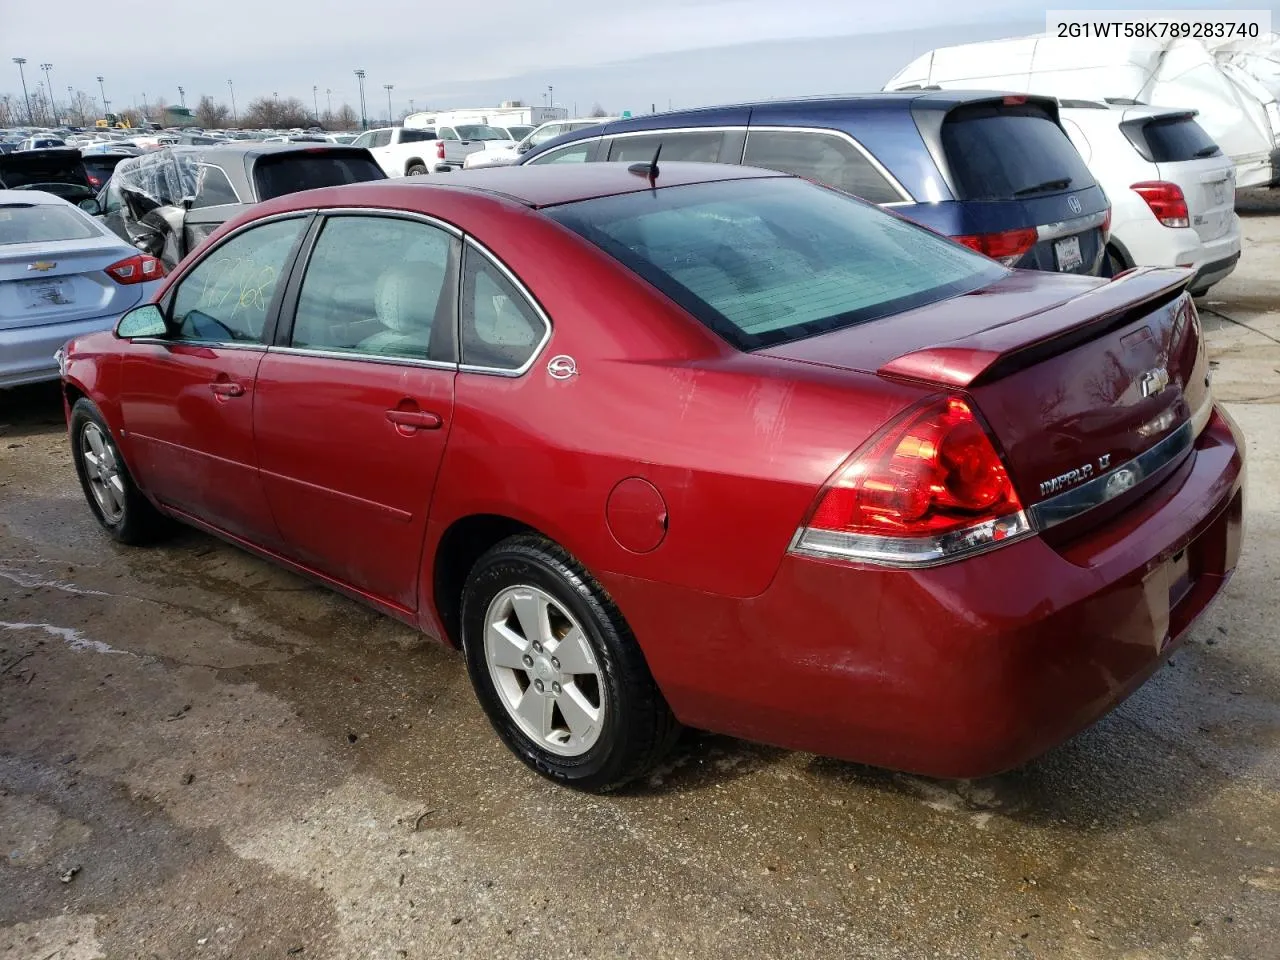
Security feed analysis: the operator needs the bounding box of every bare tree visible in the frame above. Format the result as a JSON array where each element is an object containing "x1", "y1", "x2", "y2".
[
  {"x1": 589, "y1": 102, "x2": 608, "y2": 118},
  {"x1": 334, "y1": 103, "x2": 358, "y2": 130},
  {"x1": 195, "y1": 95, "x2": 231, "y2": 129},
  {"x1": 119, "y1": 108, "x2": 143, "y2": 128},
  {"x1": 243, "y1": 96, "x2": 311, "y2": 129}
]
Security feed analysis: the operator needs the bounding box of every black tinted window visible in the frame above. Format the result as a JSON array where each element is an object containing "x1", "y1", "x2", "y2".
[
  {"x1": 401, "y1": 129, "x2": 437, "y2": 142},
  {"x1": 191, "y1": 165, "x2": 239, "y2": 208},
  {"x1": 941, "y1": 103, "x2": 1096, "y2": 200},
  {"x1": 608, "y1": 131, "x2": 725, "y2": 163},
  {"x1": 546, "y1": 177, "x2": 1005, "y2": 351},
  {"x1": 1137, "y1": 116, "x2": 1220, "y2": 162},
  {"x1": 460, "y1": 247, "x2": 546, "y2": 370},
  {"x1": 742, "y1": 130, "x2": 901, "y2": 203},
  {"x1": 253, "y1": 153, "x2": 385, "y2": 200}
]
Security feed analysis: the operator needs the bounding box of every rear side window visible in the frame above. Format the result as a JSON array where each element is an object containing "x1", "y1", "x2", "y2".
[
  {"x1": 546, "y1": 177, "x2": 1005, "y2": 350},
  {"x1": 0, "y1": 203, "x2": 96, "y2": 244},
  {"x1": 1130, "y1": 116, "x2": 1221, "y2": 162},
  {"x1": 742, "y1": 130, "x2": 902, "y2": 204},
  {"x1": 192, "y1": 165, "x2": 239, "y2": 208},
  {"x1": 527, "y1": 142, "x2": 595, "y2": 164},
  {"x1": 460, "y1": 246, "x2": 547, "y2": 370},
  {"x1": 941, "y1": 103, "x2": 1096, "y2": 201},
  {"x1": 253, "y1": 153, "x2": 385, "y2": 200},
  {"x1": 371, "y1": 130, "x2": 392, "y2": 148},
  {"x1": 607, "y1": 131, "x2": 726, "y2": 163},
  {"x1": 401, "y1": 129, "x2": 437, "y2": 143}
]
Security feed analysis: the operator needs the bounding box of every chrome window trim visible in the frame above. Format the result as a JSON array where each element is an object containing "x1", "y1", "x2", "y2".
[
  {"x1": 1026, "y1": 419, "x2": 1195, "y2": 532},
  {"x1": 308, "y1": 206, "x2": 463, "y2": 237},
  {"x1": 1036, "y1": 209, "x2": 1109, "y2": 242},
  {"x1": 127, "y1": 338, "x2": 268, "y2": 352},
  {"x1": 458, "y1": 236, "x2": 552, "y2": 377},
  {"x1": 268, "y1": 345, "x2": 457, "y2": 370},
  {"x1": 744, "y1": 125, "x2": 913, "y2": 203},
  {"x1": 526, "y1": 138, "x2": 602, "y2": 164}
]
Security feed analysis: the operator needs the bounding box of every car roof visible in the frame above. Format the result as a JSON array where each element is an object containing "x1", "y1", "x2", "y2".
[
  {"x1": 168, "y1": 142, "x2": 373, "y2": 160},
  {"x1": 355, "y1": 161, "x2": 785, "y2": 208}
]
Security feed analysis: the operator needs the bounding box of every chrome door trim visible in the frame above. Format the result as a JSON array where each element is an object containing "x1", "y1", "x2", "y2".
[
  {"x1": 267, "y1": 345, "x2": 457, "y2": 370},
  {"x1": 309, "y1": 206, "x2": 464, "y2": 237}
]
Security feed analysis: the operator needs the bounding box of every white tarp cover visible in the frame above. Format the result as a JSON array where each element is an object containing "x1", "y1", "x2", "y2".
[{"x1": 884, "y1": 35, "x2": 1280, "y2": 187}]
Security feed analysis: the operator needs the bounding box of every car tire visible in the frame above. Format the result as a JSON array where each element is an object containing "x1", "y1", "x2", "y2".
[
  {"x1": 406, "y1": 163, "x2": 428, "y2": 176},
  {"x1": 460, "y1": 534, "x2": 680, "y2": 792},
  {"x1": 69, "y1": 398, "x2": 169, "y2": 545}
]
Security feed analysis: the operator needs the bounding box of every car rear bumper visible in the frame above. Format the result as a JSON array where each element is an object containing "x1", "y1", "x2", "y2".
[
  {"x1": 0, "y1": 296, "x2": 153, "y2": 388},
  {"x1": 606, "y1": 408, "x2": 1245, "y2": 778},
  {"x1": 1114, "y1": 214, "x2": 1242, "y2": 288}
]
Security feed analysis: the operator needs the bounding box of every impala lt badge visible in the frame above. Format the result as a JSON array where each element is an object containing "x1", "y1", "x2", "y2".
[
  {"x1": 1039, "y1": 452, "x2": 1114, "y2": 498},
  {"x1": 1139, "y1": 366, "x2": 1170, "y2": 398},
  {"x1": 547, "y1": 355, "x2": 577, "y2": 380}
]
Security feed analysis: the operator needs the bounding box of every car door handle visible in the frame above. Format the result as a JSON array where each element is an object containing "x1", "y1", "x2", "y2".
[
  {"x1": 385, "y1": 409, "x2": 442, "y2": 430},
  {"x1": 210, "y1": 382, "x2": 245, "y2": 398}
]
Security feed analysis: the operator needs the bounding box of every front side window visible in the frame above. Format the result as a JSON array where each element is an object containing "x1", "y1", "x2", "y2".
[
  {"x1": 371, "y1": 130, "x2": 392, "y2": 148},
  {"x1": 546, "y1": 177, "x2": 1006, "y2": 350},
  {"x1": 742, "y1": 130, "x2": 902, "y2": 204},
  {"x1": 460, "y1": 246, "x2": 546, "y2": 370},
  {"x1": 526, "y1": 141, "x2": 595, "y2": 165},
  {"x1": 352, "y1": 132, "x2": 374, "y2": 148},
  {"x1": 290, "y1": 215, "x2": 457, "y2": 361},
  {"x1": 169, "y1": 217, "x2": 305, "y2": 344},
  {"x1": 440, "y1": 127, "x2": 458, "y2": 141},
  {"x1": 607, "y1": 131, "x2": 725, "y2": 163}
]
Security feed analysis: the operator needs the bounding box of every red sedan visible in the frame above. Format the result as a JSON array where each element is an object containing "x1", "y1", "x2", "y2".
[{"x1": 58, "y1": 162, "x2": 1244, "y2": 791}]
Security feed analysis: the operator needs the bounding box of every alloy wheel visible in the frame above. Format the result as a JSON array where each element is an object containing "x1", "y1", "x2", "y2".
[
  {"x1": 80, "y1": 421, "x2": 126, "y2": 524},
  {"x1": 483, "y1": 585, "x2": 607, "y2": 757}
]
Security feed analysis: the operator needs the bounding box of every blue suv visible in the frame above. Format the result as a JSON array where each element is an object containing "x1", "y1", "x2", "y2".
[{"x1": 516, "y1": 92, "x2": 1110, "y2": 275}]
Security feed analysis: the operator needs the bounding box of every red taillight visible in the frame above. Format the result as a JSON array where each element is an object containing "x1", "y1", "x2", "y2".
[
  {"x1": 1002, "y1": 95, "x2": 1028, "y2": 105},
  {"x1": 952, "y1": 227, "x2": 1038, "y2": 266},
  {"x1": 436, "y1": 140, "x2": 446, "y2": 159},
  {"x1": 1101, "y1": 206, "x2": 1112, "y2": 242},
  {"x1": 87, "y1": 173, "x2": 102, "y2": 188},
  {"x1": 792, "y1": 396, "x2": 1031, "y2": 565},
  {"x1": 104, "y1": 254, "x2": 165, "y2": 285},
  {"x1": 1131, "y1": 181, "x2": 1189, "y2": 228}
]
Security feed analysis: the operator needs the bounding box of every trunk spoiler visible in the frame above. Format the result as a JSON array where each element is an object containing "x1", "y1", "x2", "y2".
[{"x1": 878, "y1": 267, "x2": 1194, "y2": 388}]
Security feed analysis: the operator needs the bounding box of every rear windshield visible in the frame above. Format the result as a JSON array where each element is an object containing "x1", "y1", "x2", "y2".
[
  {"x1": 0, "y1": 202, "x2": 97, "y2": 245},
  {"x1": 545, "y1": 177, "x2": 1006, "y2": 350},
  {"x1": 252, "y1": 152, "x2": 385, "y2": 200},
  {"x1": 455, "y1": 125, "x2": 508, "y2": 141},
  {"x1": 941, "y1": 103, "x2": 1097, "y2": 201},
  {"x1": 1134, "y1": 116, "x2": 1221, "y2": 162}
]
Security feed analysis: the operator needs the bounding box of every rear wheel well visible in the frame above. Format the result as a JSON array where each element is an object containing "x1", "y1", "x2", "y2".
[
  {"x1": 433, "y1": 514, "x2": 536, "y2": 646},
  {"x1": 405, "y1": 157, "x2": 425, "y2": 173}
]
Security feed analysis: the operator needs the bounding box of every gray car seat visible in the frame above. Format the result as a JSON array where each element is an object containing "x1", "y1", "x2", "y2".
[{"x1": 357, "y1": 261, "x2": 445, "y2": 357}]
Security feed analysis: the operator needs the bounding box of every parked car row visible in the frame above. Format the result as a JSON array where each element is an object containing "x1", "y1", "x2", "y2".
[{"x1": 513, "y1": 90, "x2": 1242, "y2": 292}]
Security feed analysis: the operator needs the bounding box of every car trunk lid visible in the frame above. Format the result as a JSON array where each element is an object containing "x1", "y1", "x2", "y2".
[
  {"x1": 0, "y1": 148, "x2": 92, "y2": 193},
  {"x1": 0, "y1": 235, "x2": 144, "y2": 329},
  {"x1": 762, "y1": 268, "x2": 1207, "y2": 522}
]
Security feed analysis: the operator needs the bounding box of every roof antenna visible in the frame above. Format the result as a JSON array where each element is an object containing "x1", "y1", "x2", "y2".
[{"x1": 627, "y1": 143, "x2": 661, "y2": 185}]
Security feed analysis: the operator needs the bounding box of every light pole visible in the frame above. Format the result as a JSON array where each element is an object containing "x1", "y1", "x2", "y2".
[
  {"x1": 35, "y1": 81, "x2": 47, "y2": 125},
  {"x1": 326, "y1": 88, "x2": 332, "y2": 116},
  {"x1": 354, "y1": 69, "x2": 367, "y2": 130},
  {"x1": 548, "y1": 85, "x2": 554, "y2": 110},
  {"x1": 97, "y1": 75, "x2": 109, "y2": 116},
  {"x1": 227, "y1": 80, "x2": 237, "y2": 127},
  {"x1": 409, "y1": 98, "x2": 415, "y2": 114},
  {"x1": 67, "y1": 85, "x2": 77, "y2": 125},
  {"x1": 40, "y1": 63, "x2": 54, "y2": 123},
  {"x1": 13, "y1": 59, "x2": 33, "y2": 126},
  {"x1": 384, "y1": 84, "x2": 393, "y2": 125},
  {"x1": 177, "y1": 85, "x2": 185, "y2": 107},
  {"x1": 313, "y1": 85, "x2": 320, "y2": 126}
]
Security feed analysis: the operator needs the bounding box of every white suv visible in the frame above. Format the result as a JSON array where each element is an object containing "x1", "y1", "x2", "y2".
[
  {"x1": 1060, "y1": 101, "x2": 1240, "y2": 295},
  {"x1": 464, "y1": 118, "x2": 617, "y2": 170}
]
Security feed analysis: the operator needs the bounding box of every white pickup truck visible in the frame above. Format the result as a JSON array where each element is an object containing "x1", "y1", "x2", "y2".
[
  {"x1": 429, "y1": 123, "x2": 517, "y2": 171},
  {"x1": 350, "y1": 127, "x2": 441, "y2": 177}
]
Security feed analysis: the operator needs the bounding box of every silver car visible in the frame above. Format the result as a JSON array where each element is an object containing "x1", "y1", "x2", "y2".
[{"x1": 0, "y1": 190, "x2": 165, "y2": 388}]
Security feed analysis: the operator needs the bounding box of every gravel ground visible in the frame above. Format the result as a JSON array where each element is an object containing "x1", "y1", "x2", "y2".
[{"x1": 1, "y1": 203, "x2": 1278, "y2": 960}]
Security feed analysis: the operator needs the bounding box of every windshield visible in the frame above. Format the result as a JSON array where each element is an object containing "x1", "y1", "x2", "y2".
[
  {"x1": 455, "y1": 125, "x2": 509, "y2": 141},
  {"x1": 941, "y1": 102, "x2": 1097, "y2": 201},
  {"x1": 0, "y1": 202, "x2": 97, "y2": 244},
  {"x1": 546, "y1": 177, "x2": 1006, "y2": 350},
  {"x1": 506, "y1": 125, "x2": 534, "y2": 140}
]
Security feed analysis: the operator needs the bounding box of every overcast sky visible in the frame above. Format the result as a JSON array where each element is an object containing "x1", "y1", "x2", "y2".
[{"x1": 3, "y1": 0, "x2": 1276, "y2": 120}]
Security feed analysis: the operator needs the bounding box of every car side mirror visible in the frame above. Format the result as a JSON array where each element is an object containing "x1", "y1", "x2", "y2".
[
  {"x1": 115, "y1": 303, "x2": 167, "y2": 339},
  {"x1": 78, "y1": 197, "x2": 102, "y2": 216}
]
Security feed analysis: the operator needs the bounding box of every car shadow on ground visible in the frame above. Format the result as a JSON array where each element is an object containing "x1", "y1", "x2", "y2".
[{"x1": 0, "y1": 383, "x2": 65, "y2": 438}]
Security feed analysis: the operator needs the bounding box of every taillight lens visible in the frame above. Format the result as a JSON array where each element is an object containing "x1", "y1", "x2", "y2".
[
  {"x1": 436, "y1": 140, "x2": 446, "y2": 159},
  {"x1": 952, "y1": 227, "x2": 1038, "y2": 267},
  {"x1": 1131, "y1": 181, "x2": 1189, "y2": 228},
  {"x1": 104, "y1": 254, "x2": 165, "y2": 285},
  {"x1": 791, "y1": 396, "x2": 1032, "y2": 566},
  {"x1": 1101, "y1": 206, "x2": 1112, "y2": 242}
]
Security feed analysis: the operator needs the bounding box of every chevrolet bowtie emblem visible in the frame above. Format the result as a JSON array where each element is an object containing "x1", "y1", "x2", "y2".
[{"x1": 28, "y1": 261, "x2": 56, "y2": 272}]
